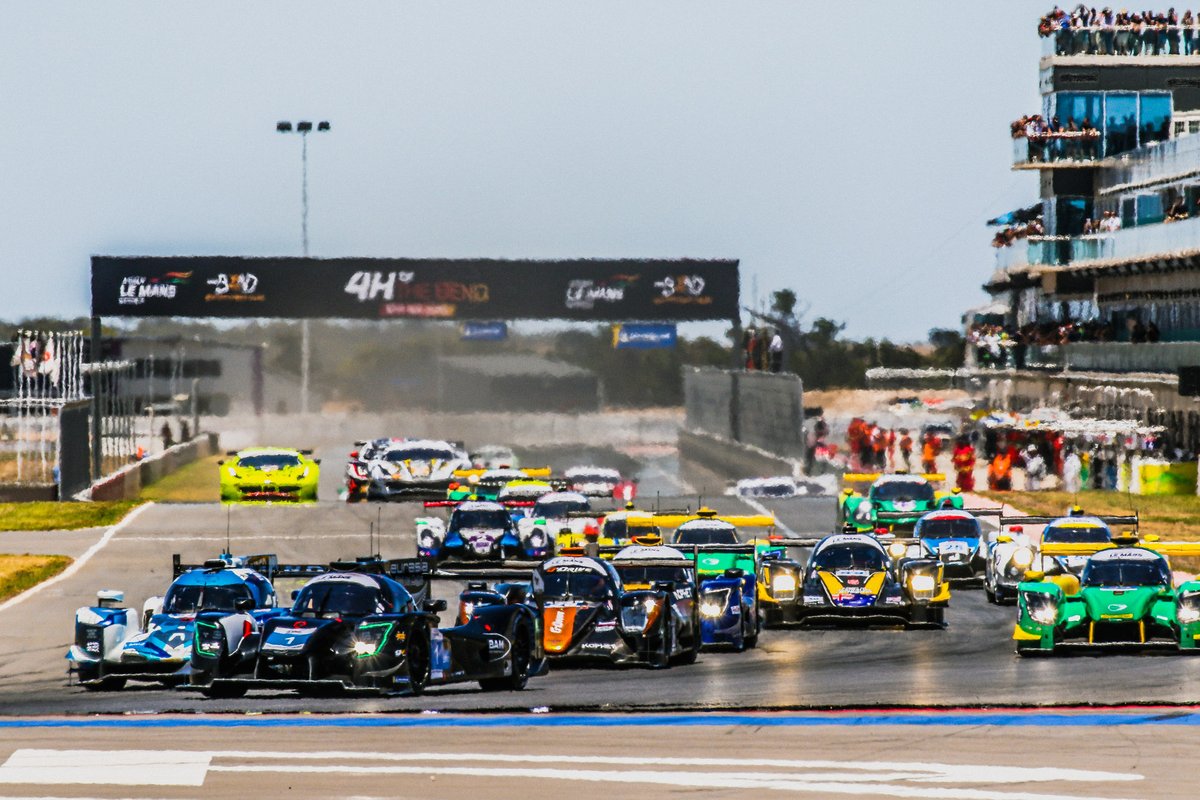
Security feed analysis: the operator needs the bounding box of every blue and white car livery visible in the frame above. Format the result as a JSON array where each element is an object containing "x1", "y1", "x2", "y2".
[
  {"x1": 911, "y1": 509, "x2": 985, "y2": 580},
  {"x1": 67, "y1": 554, "x2": 280, "y2": 691},
  {"x1": 417, "y1": 500, "x2": 550, "y2": 561}
]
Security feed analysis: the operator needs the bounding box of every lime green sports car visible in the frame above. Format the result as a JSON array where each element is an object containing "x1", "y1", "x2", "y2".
[{"x1": 219, "y1": 447, "x2": 319, "y2": 503}]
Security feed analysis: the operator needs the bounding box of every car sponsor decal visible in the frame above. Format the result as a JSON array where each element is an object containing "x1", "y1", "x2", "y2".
[{"x1": 543, "y1": 606, "x2": 578, "y2": 653}]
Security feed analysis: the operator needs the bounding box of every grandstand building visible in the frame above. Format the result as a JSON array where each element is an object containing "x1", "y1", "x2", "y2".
[{"x1": 984, "y1": 32, "x2": 1200, "y2": 374}]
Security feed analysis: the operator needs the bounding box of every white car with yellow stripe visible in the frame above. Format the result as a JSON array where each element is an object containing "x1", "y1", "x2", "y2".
[{"x1": 363, "y1": 439, "x2": 471, "y2": 501}]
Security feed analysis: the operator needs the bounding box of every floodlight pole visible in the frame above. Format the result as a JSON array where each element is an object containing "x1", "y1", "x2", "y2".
[{"x1": 276, "y1": 120, "x2": 330, "y2": 415}]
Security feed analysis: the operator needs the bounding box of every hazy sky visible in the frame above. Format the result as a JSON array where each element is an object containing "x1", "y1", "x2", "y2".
[{"x1": 0, "y1": 1, "x2": 1045, "y2": 340}]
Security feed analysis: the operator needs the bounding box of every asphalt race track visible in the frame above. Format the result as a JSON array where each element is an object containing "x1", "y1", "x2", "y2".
[{"x1": 3, "y1": 438, "x2": 1200, "y2": 717}]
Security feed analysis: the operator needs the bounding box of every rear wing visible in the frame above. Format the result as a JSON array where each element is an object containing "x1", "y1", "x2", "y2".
[
  {"x1": 999, "y1": 514, "x2": 1139, "y2": 528},
  {"x1": 453, "y1": 467, "x2": 552, "y2": 479},
  {"x1": 875, "y1": 508, "x2": 1003, "y2": 524},
  {"x1": 1040, "y1": 540, "x2": 1200, "y2": 559},
  {"x1": 172, "y1": 553, "x2": 279, "y2": 580},
  {"x1": 651, "y1": 513, "x2": 776, "y2": 530},
  {"x1": 843, "y1": 473, "x2": 946, "y2": 483}
]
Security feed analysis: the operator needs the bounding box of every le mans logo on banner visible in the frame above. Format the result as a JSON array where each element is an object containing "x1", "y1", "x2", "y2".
[{"x1": 117, "y1": 272, "x2": 192, "y2": 306}]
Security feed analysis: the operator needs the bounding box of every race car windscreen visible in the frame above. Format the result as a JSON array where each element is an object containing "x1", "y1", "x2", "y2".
[
  {"x1": 572, "y1": 472, "x2": 617, "y2": 484},
  {"x1": 918, "y1": 518, "x2": 980, "y2": 539},
  {"x1": 539, "y1": 571, "x2": 611, "y2": 601},
  {"x1": 237, "y1": 454, "x2": 301, "y2": 470},
  {"x1": 534, "y1": 499, "x2": 590, "y2": 518},
  {"x1": 674, "y1": 527, "x2": 740, "y2": 545},
  {"x1": 450, "y1": 508, "x2": 511, "y2": 529},
  {"x1": 748, "y1": 483, "x2": 793, "y2": 497},
  {"x1": 813, "y1": 544, "x2": 887, "y2": 571},
  {"x1": 293, "y1": 582, "x2": 389, "y2": 617},
  {"x1": 615, "y1": 564, "x2": 692, "y2": 585},
  {"x1": 164, "y1": 582, "x2": 255, "y2": 614},
  {"x1": 871, "y1": 481, "x2": 935, "y2": 502},
  {"x1": 386, "y1": 448, "x2": 457, "y2": 462},
  {"x1": 1082, "y1": 558, "x2": 1170, "y2": 588},
  {"x1": 1043, "y1": 525, "x2": 1111, "y2": 544}
]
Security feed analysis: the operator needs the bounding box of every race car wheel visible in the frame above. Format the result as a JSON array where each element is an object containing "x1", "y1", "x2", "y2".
[
  {"x1": 649, "y1": 615, "x2": 672, "y2": 670},
  {"x1": 405, "y1": 629, "x2": 430, "y2": 696},
  {"x1": 745, "y1": 610, "x2": 762, "y2": 648},
  {"x1": 480, "y1": 625, "x2": 531, "y2": 692},
  {"x1": 77, "y1": 664, "x2": 126, "y2": 692}
]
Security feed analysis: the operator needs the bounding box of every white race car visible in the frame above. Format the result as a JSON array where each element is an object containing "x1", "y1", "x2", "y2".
[
  {"x1": 564, "y1": 466, "x2": 622, "y2": 498},
  {"x1": 363, "y1": 439, "x2": 471, "y2": 501}
]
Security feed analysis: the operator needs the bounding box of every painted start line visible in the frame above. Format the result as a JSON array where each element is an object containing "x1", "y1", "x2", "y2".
[{"x1": 1, "y1": 708, "x2": 1200, "y2": 728}]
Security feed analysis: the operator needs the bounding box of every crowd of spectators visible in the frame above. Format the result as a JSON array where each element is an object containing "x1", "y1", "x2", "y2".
[
  {"x1": 991, "y1": 216, "x2": 1045, "y2": 248},
  {"x1": 1040, "y1": 6, "x2": 1200, "y2": 55},
  {"x1": 1011, "y1": 114, "x2": 1102, "y2": 162},
  {"x1": 968, "y1": 316, "x2": 1162, "y2": 367},
  {"x1": 1081, "y1": 210, "x2": 1125, "y2": 233},
  {"x1": 741, "y1": 326, "x2": 783, "y2": 373}
]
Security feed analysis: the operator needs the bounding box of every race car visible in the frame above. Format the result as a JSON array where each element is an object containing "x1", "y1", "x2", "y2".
[
  {"x1": 794, "y1": 532, "x2": 950, "y2": 626},
  {"x1": 838, "y1": 473, "x2": 963, "y2": 532},
  {"x1": 363, "y1": 439, "x2": 471, "y2": 501},
  {"x1": 456, "y1": 581, "x2": 536, "y2": 625},
  {"x1": 67, "y1": 553, "x2": 281, "y2": 691},
  {"x1": 910, "y1": 509, "x2": 989, "y2": 582},
  {"x1": 416, "y1": 500, "x2": 551, "y2": 563},
  {"x1": 496, "y1": 478, "x2": 560, "y2": 506},
  {"x1": 344, "y1": 438, "x2": 402, "y2": 501},
  {"x1": 611, "y1": 539, "x2": 701, "y2": 663},
  {"x1": 532, "y1": 554, "x2": 695, "y2": 668},
  {"x1": 220, "y1": 447, "x2": 319, "y2": 503},
  {"x1": 671, "y1": 519, "x2": 760, "y2": 650},
  {"x1": 469, "y1": 444, "x2": 519, "y2": 469},
  {"x1": 446, "y1": 468, "x2": 531, "y2": 502},
  {"x1": 986, "y1": 512, "x2": 1133, "y2": 605},
  {"x1": 1013, "y1": 534, "x2": 1200, "y2": 654},
  {"x1": 191, "y1": 557, "x2": 543, "y2": 696},
  {"x1": 564, "y1": 466, "x2": 623, "y2": 498},
  {"x1": 518, "y1": 491, "x2": 596, "y2": 552}
]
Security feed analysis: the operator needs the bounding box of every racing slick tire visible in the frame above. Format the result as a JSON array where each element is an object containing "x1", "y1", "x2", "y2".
[
  {"x1": 405, "y1": 627, "x2": 430, "y2": 696},
  {"x1": 649, "y1": 615, "x2": 672, "y2": 670},
  {"x1": 743, "y1": 610, "x2": 762, "y2": 649},
  {"x1": 479, "y1": 624, "x2": 532, "y2": 692}
]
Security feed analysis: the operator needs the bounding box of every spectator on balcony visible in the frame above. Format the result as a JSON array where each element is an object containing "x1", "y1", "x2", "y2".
[
  {"x1": 1131, "y1": 318, "x2": 1148, "y2": 343},
  {"x1": 1184, "y1": 10, "x2": 1199, "y2": 54},
  {"x1": 1147, "y1": 319, "x2": 1162, "y2": 342},
  {"x1": 1166, "y1": 196, "x2": 1189, "y2": 221}
]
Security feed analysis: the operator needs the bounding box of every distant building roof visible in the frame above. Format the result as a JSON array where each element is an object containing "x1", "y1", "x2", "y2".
[{"x1": 442, "y1": 354, "x2": 593, "y2": 379}]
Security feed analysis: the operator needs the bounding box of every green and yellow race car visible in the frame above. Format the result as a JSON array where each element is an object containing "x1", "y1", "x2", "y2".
[
  {"x1": 839, "y1": 472, "x2": 963, "y2": 532},
  {"x1": 219, "y1": 447, "x2": 319, "y2": 503},
  {"x1": 1013, "y1": 533, "x2": 1200, "y2": 654}
]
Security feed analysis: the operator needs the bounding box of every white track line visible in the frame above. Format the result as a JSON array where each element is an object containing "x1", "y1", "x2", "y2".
[
  {"x1": 741, "y1": 496, "x2": 799, "y2": 538},
  {"x1": 0, "y1": 502, "x2": 155, "y2": 614}
]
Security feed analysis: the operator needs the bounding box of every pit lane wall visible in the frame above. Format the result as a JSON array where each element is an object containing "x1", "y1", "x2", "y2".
[
  {"x1": 682, "y1": 368, "x2": 804, "y2": 477},
  {"x1": 87, "y1": 433, "x2": 219, "y2": 501}
]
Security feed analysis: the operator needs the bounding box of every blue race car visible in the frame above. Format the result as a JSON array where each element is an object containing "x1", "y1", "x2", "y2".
[
  {"x1": 671, "y1": 519, "x2": 761, "y2": 651},
  {"x1": 415, "y1": 500, "x2": 550, "y2": 562},
  {"x1": 912, "y1": 509, "x2": 987, "y2": 581},
  {"x1": 67, "y1": 554, "x2": 281, "y2": 691}
]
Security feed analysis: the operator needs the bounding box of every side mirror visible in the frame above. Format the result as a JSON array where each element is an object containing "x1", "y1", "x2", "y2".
[
  {"x1": 423, "y1": 598, "x2": 448, "y2": 613},
  {"x1": 235, "y1": 597, "x2": 254, "y2": 612},
  {"x1": 314, "y1": 459, "x2": 322, "y2": 465},
  {"x1": 1023, "y1": 570, "x2": 1045, "y2": 582},
  {"x1": 996, "y1": 534, "x2": 1012, "y2": 544},
  {"x1": 724, "y1": 568, "x2": 745, "y2": 579},
  {"x1": 291, "y1": 590, "x2": 300, "y2": 601},
  {"x1": 217, "y1": 460, "x2": 225, "y2": 466}
]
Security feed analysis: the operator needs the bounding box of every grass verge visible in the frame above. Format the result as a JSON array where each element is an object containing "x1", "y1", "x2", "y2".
[
  {"x1": 0, "y1": 501, "x2": 139, "y2": 531},
  {"x1": 0, "y1": 554, "x2": 72, "y2": 602},
  {"x1": 139, "y1": 455, "x2": 221, "y2": 503},
  {"x1": 980, "y1": 490, "x2": 1200, "y2": 541}
]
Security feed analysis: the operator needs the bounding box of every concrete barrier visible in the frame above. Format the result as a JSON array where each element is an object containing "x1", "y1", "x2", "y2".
[
  {"x1": 683, "y1": 368, "x2": 804, "y2": 460},
  {"x1": 678, "y1": 429, "x2": 800, "y2": 482},
  {"x1": 88, "y1": 432, "x2": 219, "y2": 502}
]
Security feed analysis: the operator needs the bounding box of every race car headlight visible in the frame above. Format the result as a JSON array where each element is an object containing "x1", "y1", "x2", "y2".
[
  {"x1": 770, "y1": 571, "x2": 797, "y2": 600},
  {"x1": 418, "y1": 530, "x2": 439, "y2": 549},
  {"x1": 908, "y1": 573, "x2": 936, "y2": 600},
  {"x1": 1011, "y1": 546, "x2": 1034, "y2": 569},
  {"x1": 526, "y1": 529, "x2": 547, "y2": 548},
  {"x1": 300, "y1": 467, "x2": 310, "y2": 478},
  {"x1": 1022, "y1": 591, "x2": 1058, "y2": 625},
  {"x1": 887, "y1": 542, "x2": 907, "y2": 559},
  {"x1": 459, "y1": 601, "x2": 475, "y2": 622},
  {"x1": 620, "y1": 596, "x2": 662, "y2": 633},
  {"x1": 1178, "y1": 591, "x2": 1200, "y2": 624},
  {"x1": 352, "y1": 621, "x2": 393, "y2": 658},
  {"x1": 194, "y1": 621, "x2": 224, "y2": 656},
  {"x1": 854, "y1": 501, "x2": 873, "y2": 520},
  {"x1": 226, "y1": 466, "x2": 238, "y2": 477},
  {"x1": 700, "y1": 588, "x2": 730, "y2": 618}
]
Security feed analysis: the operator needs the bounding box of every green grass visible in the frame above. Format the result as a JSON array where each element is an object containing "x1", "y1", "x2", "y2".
[
  {"x1": 0, "y1": 501, "x2": 139, "y2": 531},
  {"x1": 0, "y1": 554, "x2": 72, "y2": 602},
  {"x1": 980, "y1": 491, "x2": 1200, "y2": 541},
  {"x1": 139, "y1": 455, "x2": 221, "y2": 503}
]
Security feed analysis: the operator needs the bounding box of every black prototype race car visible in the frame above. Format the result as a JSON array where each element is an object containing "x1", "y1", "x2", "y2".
[{"x1": 188, "y1": 557, "x2": 544, "y2": 697}]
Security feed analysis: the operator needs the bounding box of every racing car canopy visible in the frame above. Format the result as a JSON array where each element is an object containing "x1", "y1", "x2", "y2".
[
  {"x1": 673, "y1": 518, "x2": 741, "y2": 545},
  {"x1": 810, "y1": 534, "x2": 889, "y2": 570},
  {"x1": 868, "y1": 475, "x2": 936, "y2": 502},
  {"x1": 533, "y1": 557, "x2": 618, "y2": 601},
  {"x1": 914, "y1": 510, "x2": 981, "y2": 539},
  {"x1": 532, "y1": 492, "x2": 591, "y2": 518},
  {"x1": 1081, "y1": 547, "x2": 1171, "y2": 588}
]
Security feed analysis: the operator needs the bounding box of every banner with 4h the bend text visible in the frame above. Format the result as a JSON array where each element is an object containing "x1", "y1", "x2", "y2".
[{"x1": 91, "y1": 257, "x2": 740, "y2": 322}]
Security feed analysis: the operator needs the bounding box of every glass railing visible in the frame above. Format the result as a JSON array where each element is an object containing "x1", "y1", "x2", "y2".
[
  {"x1": 1012, "y1": 133, "x2": 1102, "y2": 167},
  {"x1": 993, "y1": 237, "x2": 1071, "y2": 271},
  {"x1": 1067, "y1": 214, "x2": 1200, "y2": 263},
  {"x1": 1041, "y1": 25, "x2": 1200, "y2": 58},
  {"x1": 1098, "y1": 132, "x2": 1200, "y2": 190}
]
